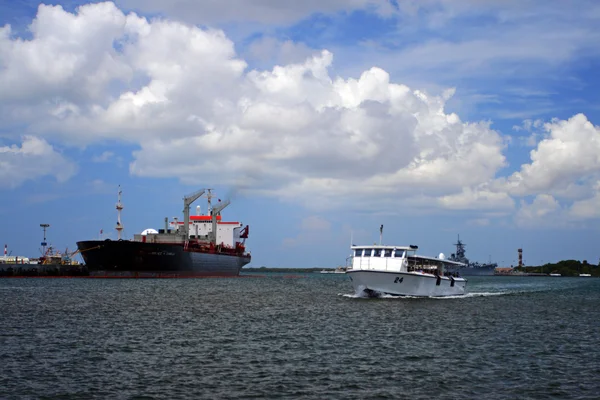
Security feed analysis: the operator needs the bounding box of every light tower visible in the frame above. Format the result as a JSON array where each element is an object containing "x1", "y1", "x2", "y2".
[
  {"x1": 40, "y1": 223, "x2": 50, "y2": 255},
  {"x1": 116, "y1": 185, "x2": 124, "y2": 240},
  {"x1": 518, "y1": 248, "x2": 523, "y2": 268}
]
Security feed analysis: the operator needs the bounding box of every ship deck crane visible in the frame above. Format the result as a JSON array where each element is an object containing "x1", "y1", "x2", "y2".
[
  {"x1": 182, "y1": 189, "x2": 206, "y2": 238},
  {"x1": 210, "y1": 199, "x2": 230, "y2": 244}
]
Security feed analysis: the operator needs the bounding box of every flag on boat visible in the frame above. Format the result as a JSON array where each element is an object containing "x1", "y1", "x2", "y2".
[{"x1": 380, "y1": 224, "x2": 383, "y2": 234}]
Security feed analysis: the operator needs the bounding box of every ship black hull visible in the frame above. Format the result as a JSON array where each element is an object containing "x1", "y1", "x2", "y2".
[{"x1": 76, "y1": 240, "x2": 251, "y2": 277}]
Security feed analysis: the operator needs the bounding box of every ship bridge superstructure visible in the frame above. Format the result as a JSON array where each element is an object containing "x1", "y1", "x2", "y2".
[{"x1": 132, "y1": 189, "x2": 249, "y2": 250}]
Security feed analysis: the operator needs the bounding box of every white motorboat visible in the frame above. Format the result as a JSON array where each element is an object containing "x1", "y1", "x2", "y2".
[{"x1": 346, "y1": 244, "x2": 467, "y2": 297}]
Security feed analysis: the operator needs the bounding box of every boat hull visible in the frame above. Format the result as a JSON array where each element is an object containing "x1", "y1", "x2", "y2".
[
  {"x1": 347, "y1": 270, "x2": 467, "y2": 297},
  {"x1": 77, "y1": 240, "x2": 251, "y2": 277}
]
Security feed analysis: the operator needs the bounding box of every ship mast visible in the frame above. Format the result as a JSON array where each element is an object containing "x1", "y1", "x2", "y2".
[
  {"x1": 40, "y1": 223, "x2": 50, "y2": 255},
  {"x1": 116, "y1": 185, "x2": 124, "y2": 240}
]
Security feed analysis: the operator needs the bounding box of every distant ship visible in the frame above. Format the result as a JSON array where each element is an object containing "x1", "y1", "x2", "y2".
[
  {"x1": 319, "y1": 266, "x2": 346, "y2": 274},
  {"x1": 1, "y1": 235, "x2": 86, "y2": 278},
  {"x1": 76, "y1": 187, "x2": 251, "y2": 278},
  {"x1": 446, "y1": 236, "x2": 497, "y2": 276}
]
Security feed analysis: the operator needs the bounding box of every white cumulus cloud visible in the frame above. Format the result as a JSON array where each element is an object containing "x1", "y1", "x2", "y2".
[
  {"x1": 515, "y1": 194, "x2": 562, "y2": 227},
  {"x1": 499, "y1": 114, "x2": 600, "y2": 198},
  {"x1": 0, "y1": 136, "x2": 76, "y2": 188},
  {"x1": 4, "y1": 1, "x2": 600, "y2": 223}
]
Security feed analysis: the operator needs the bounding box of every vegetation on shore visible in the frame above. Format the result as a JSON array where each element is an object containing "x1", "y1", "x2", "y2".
[{"x1": 516, "y1": 260, "x2": 600, "y2": 277}]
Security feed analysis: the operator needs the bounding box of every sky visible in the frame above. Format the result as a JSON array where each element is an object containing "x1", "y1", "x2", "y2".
[{"x1": 1, "y1": 0, "x2": 599, "y2": 268}]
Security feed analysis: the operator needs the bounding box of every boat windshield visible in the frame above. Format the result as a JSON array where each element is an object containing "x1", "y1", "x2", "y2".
[{"x1": 354, "y1": 248, "x2": 411, "y2": 257}]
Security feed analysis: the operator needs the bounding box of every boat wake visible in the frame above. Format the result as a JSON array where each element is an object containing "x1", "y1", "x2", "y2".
[
  {"x1": 431, "y1": 292, "x2": 505, "y2": 299},
  {"x1": 339, "y1": 291, "x2": 507, "y2": 299}
]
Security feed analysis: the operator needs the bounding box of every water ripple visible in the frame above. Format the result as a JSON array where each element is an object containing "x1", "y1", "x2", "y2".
[{"x1": 0, "y1": 275, "x2": 598, "y2": 399}]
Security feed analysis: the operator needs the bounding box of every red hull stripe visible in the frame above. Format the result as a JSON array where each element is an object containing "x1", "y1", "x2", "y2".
[
  {"x1": 189, "y1": 216, "x2": 222, "y2": 221},
  {"x1": 174, "y1": 221, "x2": 240, "y2": 225}
]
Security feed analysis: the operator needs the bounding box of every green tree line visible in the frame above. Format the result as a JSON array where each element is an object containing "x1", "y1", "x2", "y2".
[{"x1": 518, "y1": 259, "x2": 600, "y2": 277}]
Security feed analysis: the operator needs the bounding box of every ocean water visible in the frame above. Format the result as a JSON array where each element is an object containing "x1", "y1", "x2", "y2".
[{"x1": 1, "y1": 274, "x2": 598, "y2": 400}]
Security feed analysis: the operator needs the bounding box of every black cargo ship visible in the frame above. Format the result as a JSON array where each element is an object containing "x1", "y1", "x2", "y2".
[{"x1": 76, "y1": 188, "x2": 251, "y2": 278}]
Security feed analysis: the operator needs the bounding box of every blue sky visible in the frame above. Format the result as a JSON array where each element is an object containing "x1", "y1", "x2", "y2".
[{"x1": 1, "y1": 0, "x2": 600, "y2": 268}]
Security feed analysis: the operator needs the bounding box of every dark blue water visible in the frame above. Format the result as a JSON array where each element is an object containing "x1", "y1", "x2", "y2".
[{"x1": 1, "y1": 274, "x2": 599, "y2": 399}]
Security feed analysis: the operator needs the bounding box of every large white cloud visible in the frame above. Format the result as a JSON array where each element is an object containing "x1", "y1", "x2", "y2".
[
  {"x1": 499, "y1": 114, "x2": 600, "y2": 198},
  {"x1": 3, "y1": 1, "x2": 600, "y2": 223},
  {"x1": 0, "y1": 2, "x2": 509, "y2": 213},
  {"x1": 0, "y1": 136, "x2": 76, "y2": 188}
]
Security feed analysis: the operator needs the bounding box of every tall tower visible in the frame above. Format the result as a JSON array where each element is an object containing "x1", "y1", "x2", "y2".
[
  {"x1": 518, "y1": 248, "x2": 523, "y2": 268},
  {"x1": 116, "y1": 185, "x2": 124, "y2": 240},
  {"x1": 40, "y1": 223, "x2": 50, "y2": 255}
]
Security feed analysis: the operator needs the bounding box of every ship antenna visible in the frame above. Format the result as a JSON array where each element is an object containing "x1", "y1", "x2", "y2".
[
  {"x1": 40, "y1": 223, "x2": 50, "y2": 255},
  {"x1": 116, "y1": 185, "x2": 124, "y2": 240}
]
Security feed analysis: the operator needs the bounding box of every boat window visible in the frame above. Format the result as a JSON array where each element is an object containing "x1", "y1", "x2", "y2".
[
  {"x1": 354, "y1": 249, "x2": 363, "y2": 257},
  {"x1": 373, "y1": 249, "x2": 381, "y2": 257},
  {"x1": 384, "y1": 249, "x2": 393, "y2": 257},
  {"x1": 394, "y1": 250, "x2": 405, "y2": 258}
]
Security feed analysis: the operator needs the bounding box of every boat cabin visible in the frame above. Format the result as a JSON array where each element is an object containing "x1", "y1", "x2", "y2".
[{"x1": 349, "y1": 245, "x2": 464, "y2": 275}]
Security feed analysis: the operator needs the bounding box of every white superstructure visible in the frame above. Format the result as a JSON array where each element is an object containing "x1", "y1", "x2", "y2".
[
  {"x1": 346, "y1": 245, "x2": 467, "y2": 297},
  {"x1": 167, "y1": 215, "x2": 245, "y2": 248},
  {"x1": 132, "y1": 189, "x2": 248, "y2": 249}
]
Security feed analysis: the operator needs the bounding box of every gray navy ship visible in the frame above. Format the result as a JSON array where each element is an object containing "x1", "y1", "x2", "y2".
[{"x1": 446, "y1": 236, "x2": 497, "y2": 276}]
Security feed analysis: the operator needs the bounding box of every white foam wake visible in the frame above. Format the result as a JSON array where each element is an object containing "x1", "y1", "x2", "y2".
[{"x1": 339, "y1": 291, "x2": 507, "y2": 299}]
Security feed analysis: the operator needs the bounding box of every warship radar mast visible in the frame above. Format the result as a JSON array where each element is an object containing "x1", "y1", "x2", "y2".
[{"x1": 116, "y1": 185, "x2": 124, "y2": 240}]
